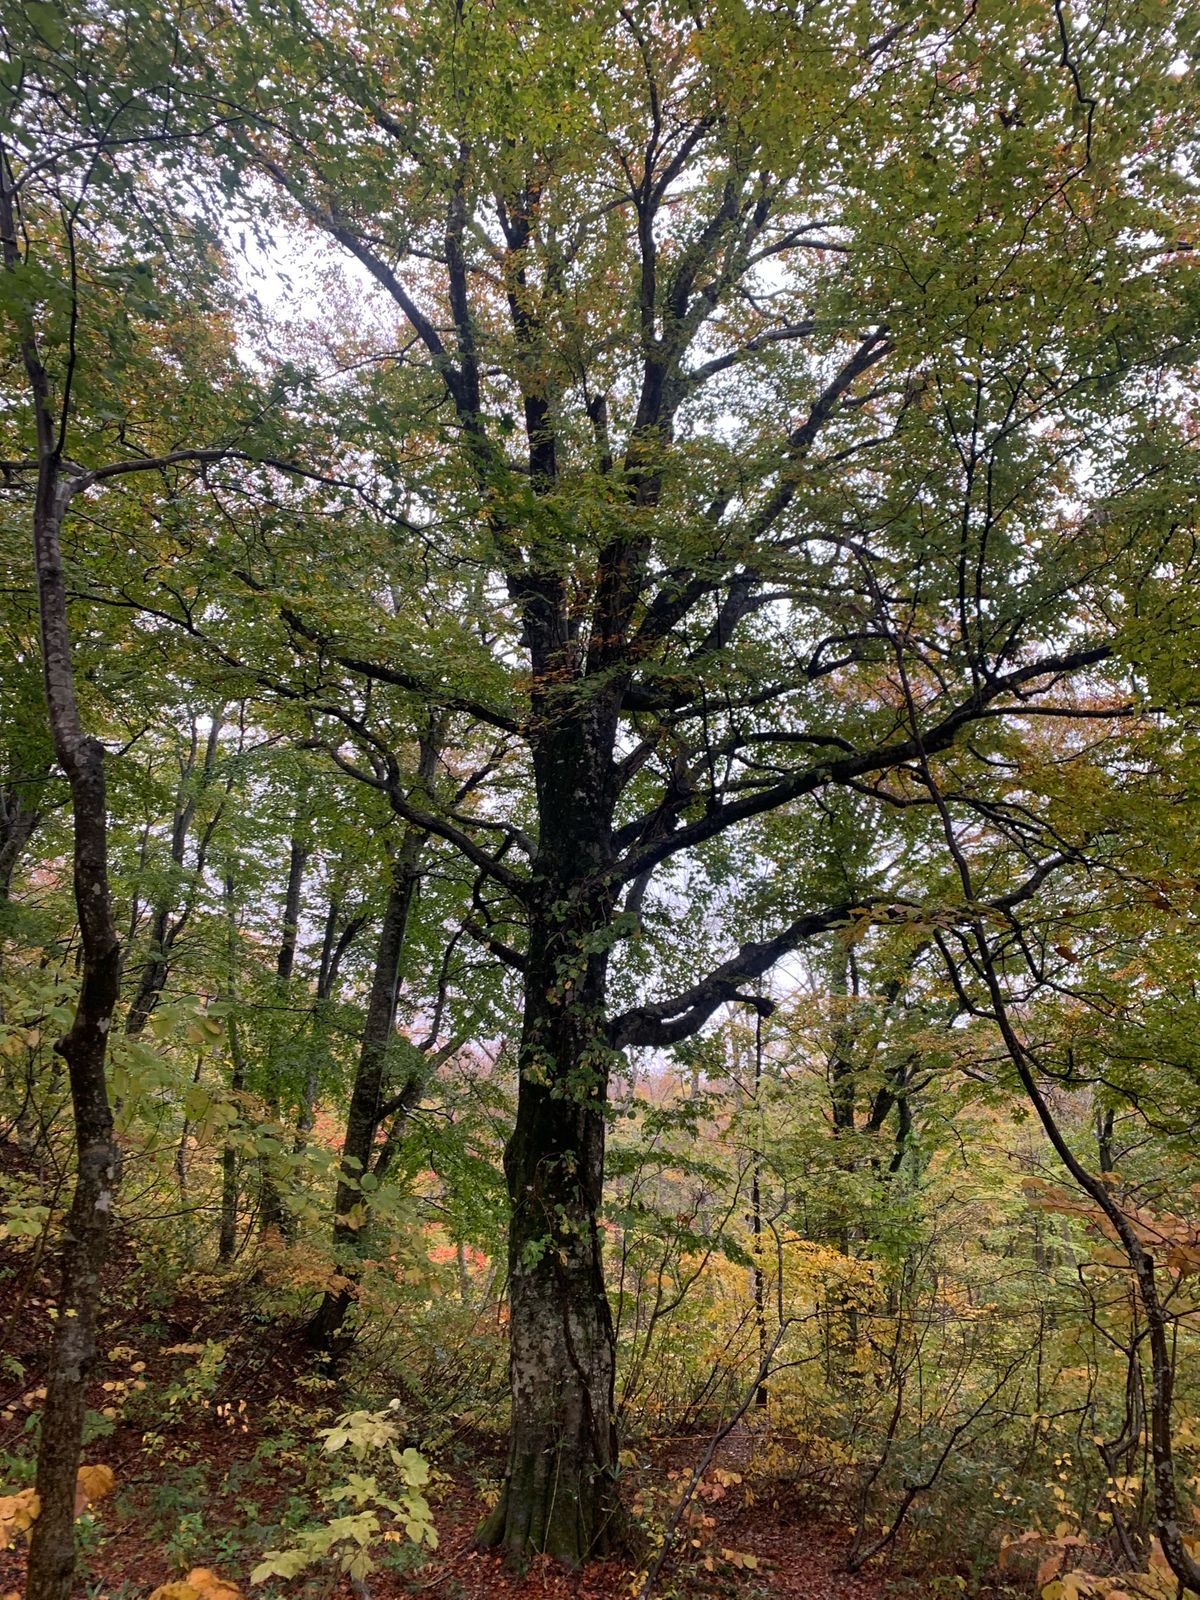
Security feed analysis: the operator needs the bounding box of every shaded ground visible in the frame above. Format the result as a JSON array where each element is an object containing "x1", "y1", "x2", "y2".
[
  {"x1": 0, "y1": 1287, "x2": 908, "y2": 1600},
  {"x1": 390, "y1": 1465, "x2": 894, "y2": 1600},
  {"x1": 0, "y1": 1147, "x2": 983, "y2": 1600}
]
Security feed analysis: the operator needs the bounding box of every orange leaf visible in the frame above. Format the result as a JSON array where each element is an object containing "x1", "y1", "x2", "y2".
[
  {"x1": 186, "y1": 1568, "x2": 244, "y2": 1600},
  {"x1": 1037, "y1": 1553, "x2": 1062, "y2": 1586}
]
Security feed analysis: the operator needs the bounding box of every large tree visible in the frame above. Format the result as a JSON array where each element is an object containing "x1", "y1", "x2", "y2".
[{"x1": 196, "y1": 0, "x2": 1200, "y2": 1562}]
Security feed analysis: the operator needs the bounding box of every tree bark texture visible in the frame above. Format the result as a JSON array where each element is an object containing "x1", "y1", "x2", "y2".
[
  {"x1": 478, "y1": 688, "x2": 623, "y2": 1564},
  {"x1": 478, "y1": 949, "x2": 620, "y2": 1564}
]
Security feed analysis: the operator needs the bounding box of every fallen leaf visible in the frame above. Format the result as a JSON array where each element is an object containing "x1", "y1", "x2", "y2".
[
  {"x1": 0, "y1": 1488, "x2": 40, "y2": 1550},
  {"x1": 75, "y1": 1462, "x2": 116, "y2": 1515}
]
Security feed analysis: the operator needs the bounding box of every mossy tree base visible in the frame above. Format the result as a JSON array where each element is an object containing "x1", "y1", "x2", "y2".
[{"x1": 475, "y1": 1447, "x2": 623, "y2": 1569}]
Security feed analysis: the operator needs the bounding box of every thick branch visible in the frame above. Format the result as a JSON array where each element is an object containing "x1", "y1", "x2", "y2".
[
  {"x1": 614, "y1": 647, "x2": 1112, "y2": 880},
  {"x1": 610, "y1": 901, "x2": 868, "y2": 1047}
]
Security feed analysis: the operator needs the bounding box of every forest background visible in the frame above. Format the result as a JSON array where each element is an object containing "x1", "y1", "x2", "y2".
[{"x1": 3, "y1": 2, "x2": 1200, "y2": 1599}]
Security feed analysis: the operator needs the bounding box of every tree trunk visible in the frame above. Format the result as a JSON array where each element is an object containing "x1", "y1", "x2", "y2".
[
  {"x1": 123, "y1": 904, "x2": 171, "y2": 1039},
  {"x1": 751, "y1": 1014, "x2": 768, "y2": 1408},
  {"x1": 0, "y1": 779, "x2": 43, "y2": 902},
  {"x1": 218, "y1": 869, "x2": 245, "y2": 1263},
  {"x1": 259, "y1": 814, "x2": 309, "y2": 1235},
  {"x1": 477, "y1": 905, "x2": 620, "y2": 1565},
  {"x1": 6, "y1": 162, "x2": 123, "y2": 1598},
  {"x1": 218, "y1": 1015, "x2": 246, "y2": 1263},
  {"x1": 296, "y1": 880, "x2": 364, "y2": 1147},
  {"x1": 125, "y1": 714, "x2": 224, "y2": 1038},
  {"x1": 305, "y1": 830, "x2": 424, "y2": 1349},
  {"x1": 478, "y1": 674, "x2": 625, "y2": 1565},
  {"x1": 26, "y1": 903, "x2": 120, "y2": 1600}
]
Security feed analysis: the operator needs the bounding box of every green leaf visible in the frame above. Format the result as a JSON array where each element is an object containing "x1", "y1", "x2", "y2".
[
  {"x1": 398, "y1": 1447, "x2": 430, "y2": 1487},
  {"x1": 250, "y1": 1549, "x2": 310, "y2": 1583},
  {"x1": 25, "y1": 2, "x2": 65, "y2": 48}
]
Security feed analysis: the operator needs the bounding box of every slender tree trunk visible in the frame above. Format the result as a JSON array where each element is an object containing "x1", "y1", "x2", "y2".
[
  {"x1": 276, "y1": 829, "x2": 307, "y2": 985},
  {"x1": 0, "y1": 780, "x2": 43, "y2": 901},
  {"x1": 826, "y1": 936, "x2": 860, "y2": 1349},
  {"x1": 219, "y1": 870, "x2": 246, "y2": 1264},
  {"x1": 307, "y1": 726, "x2": 443, "y2": 1348},
  {"x1": 218, "y1": 1018, "x2": 246, "y2": 1263},
  {"x1": 176, "y1": 1054, "x2": 203, "y2": 1229},
  {"x1": 305, "y1": 835, "x2": 423, "y2": 1348},
  {"x1": 123, "y1": 902, "x2": 172, "y2": 1039},
  {"x1": 5, "y1": 163, "x2": 122, "y2": 1598},
  {"x1": 828, "y1": 936, "x2": 857, "y2": 1140},
  {"x1": 1097, "y1": 1104, "x2": 1116, "y2": 1175},
  {"x1": 751, "y1": 1014, "x2": 768, "y2": 1408},
  {"x1": 888, "y1": 1073, "x2": 912, "y2": 1177},
  {"x1": 456, "y1": 1237, "x2": 470, "y2": 1300},
  {"x1": 297, "y1": 891, "x2": 341, "y2": 1145},
  {"x1": 296, "y1": 877, "x2": 364, "y2": 1147},
  {"x1": 259, "y1": 812, "x2": 309, "y2": 1235},
  {"x1": 26, "y1": 842, "x2": 120, "y2": 1600},
  {"x1": 125, "y1": 714, "x2": 224, "y2": 1038}
]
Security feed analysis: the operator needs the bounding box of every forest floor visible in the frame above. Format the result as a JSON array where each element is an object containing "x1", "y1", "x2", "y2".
[
  {"x1": 0, "y1": 1178, "x2": 1004, "y2": 1600},
  {"x1": 395, "y1": 1462, "x2": 896, "y2": 1600}
]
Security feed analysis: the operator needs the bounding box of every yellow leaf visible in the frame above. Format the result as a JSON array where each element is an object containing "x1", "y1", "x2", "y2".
[
  {"x1": 0, "y1": 1488, "x2": 40, "y2": 1550},
  {"x1": 1057, "y1": 1576, "x2": 1094, "y2": 1600},
  {"x1": 75, "y1": 1462, "x2": 116, "y2": 1514},
  {"x1": 720, "y1": 1548, "x2": 758, "y2": 1570}
]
